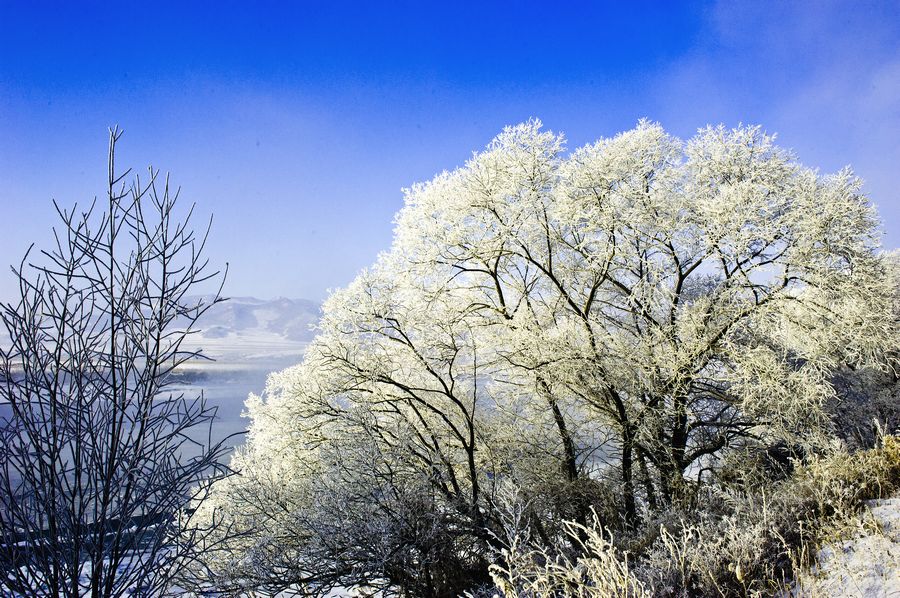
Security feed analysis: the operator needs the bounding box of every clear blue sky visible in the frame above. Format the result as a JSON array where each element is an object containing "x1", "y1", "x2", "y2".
[{"x1": 1, "y1": 1, "x2": 898, "y2": 300}]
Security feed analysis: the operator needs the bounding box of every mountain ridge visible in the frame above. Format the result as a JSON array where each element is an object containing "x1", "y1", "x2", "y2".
[
  {"x1": 0, "y1": 296, "x2": 322, "y2": 366},
  {"x1": 186, "y1": 295, "x2": 321, "y2": 363}
]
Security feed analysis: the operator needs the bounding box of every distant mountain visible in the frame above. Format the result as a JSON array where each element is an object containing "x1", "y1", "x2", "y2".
[
  {"x1": 187, "y1": 296, "x2": 321, "y2": 364},
  {"x1": 0, "y1": 296, "x2": 320, "y2": 367},
  {"x1": 197, "y1": 296, "x2": 321, "y2": 342}
]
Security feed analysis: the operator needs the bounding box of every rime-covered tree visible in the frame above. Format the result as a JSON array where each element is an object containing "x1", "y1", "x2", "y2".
[{"x1": 198, "y1": 120, "x2": 895, "y2": 596}]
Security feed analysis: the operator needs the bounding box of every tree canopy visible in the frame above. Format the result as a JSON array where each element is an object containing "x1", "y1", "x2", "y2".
[{"x1": 196, "y1": 120, "x2": 896, "y2": 597}]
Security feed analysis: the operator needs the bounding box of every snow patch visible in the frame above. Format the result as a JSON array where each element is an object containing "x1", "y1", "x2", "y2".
[{"x1": 802, "y1": 497, "x2": 900, "y2": 597}]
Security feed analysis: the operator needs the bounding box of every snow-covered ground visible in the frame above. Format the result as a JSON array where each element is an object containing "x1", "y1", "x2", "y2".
[{"x1": 797, "y1": 497, "x2": 900, "y2": 597}]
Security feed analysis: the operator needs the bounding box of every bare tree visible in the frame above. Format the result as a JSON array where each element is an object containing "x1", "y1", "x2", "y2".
[{"x1": 0, "y1": 127, "x2": 233, "y2": 596}]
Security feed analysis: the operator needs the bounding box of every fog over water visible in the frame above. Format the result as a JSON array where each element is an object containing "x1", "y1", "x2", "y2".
[
  {"x1": 168, "y1": 296, "x2": 318, "y2": 451},
  {"x1": 168, "y1": 357, "x2": 303, "y2": 451}
]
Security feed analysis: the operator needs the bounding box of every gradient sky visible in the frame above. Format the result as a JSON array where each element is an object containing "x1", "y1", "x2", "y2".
[{"x1": 1, "y1": 1, "x2": 898, "y2": 300}]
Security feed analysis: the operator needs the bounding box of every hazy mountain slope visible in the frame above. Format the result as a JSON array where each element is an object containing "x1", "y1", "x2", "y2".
[
  {"x1": 0, "y1": 295, "x2": 319, "y2": 373},
  {"x1": 186, "y1": 296, "x2": 320, "y2": 364}
]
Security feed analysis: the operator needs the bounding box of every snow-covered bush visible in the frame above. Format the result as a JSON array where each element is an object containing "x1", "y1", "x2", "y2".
[
  {"x1": 490, "y1": 517, "x2": 648, "y2": 598},
  {"x1": 635, "y1": 434, "x2": 900, "y2": 597}
]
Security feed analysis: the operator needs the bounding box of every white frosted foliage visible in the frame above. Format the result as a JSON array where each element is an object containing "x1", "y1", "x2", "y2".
[{"x1": 195, "y1": 120, "x2": 897, "y2": 594}]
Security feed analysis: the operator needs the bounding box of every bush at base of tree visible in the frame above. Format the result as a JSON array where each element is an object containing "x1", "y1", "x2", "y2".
[{"x1": 486, "y1": 435, "x2": 899, "y2": 598}]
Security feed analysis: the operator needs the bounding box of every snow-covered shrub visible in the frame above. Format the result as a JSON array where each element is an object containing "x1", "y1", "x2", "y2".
[
  {"x1": 489, "y1": 513, "x2": 649, "y2": 598},
  {"x1": 637, "y1": 435, "x2": 900, "y2": 597}
]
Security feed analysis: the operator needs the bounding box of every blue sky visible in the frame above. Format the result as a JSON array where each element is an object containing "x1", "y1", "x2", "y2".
[{"x1": 1, "y1": 1, "x2": 898, "y2": 299}]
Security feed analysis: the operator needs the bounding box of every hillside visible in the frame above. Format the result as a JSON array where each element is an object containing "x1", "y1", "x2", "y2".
[
  {"x1": 797, "y1": 497, "x2": 900, "y2": 597},
  {"x1": 185, "y1": 296, "x2": 320, "y2": 365},
  {"x1": 0, "y1": 296, "x2": 320, "y2": 369}
]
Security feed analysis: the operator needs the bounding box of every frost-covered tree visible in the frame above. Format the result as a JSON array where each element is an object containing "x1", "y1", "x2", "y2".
[
  {"x1": 826, "y1": 250, "x2": 900, "y2": 449},
  {"x1": 198, "y1": 120, "x2": 895, "y2": 596}
]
